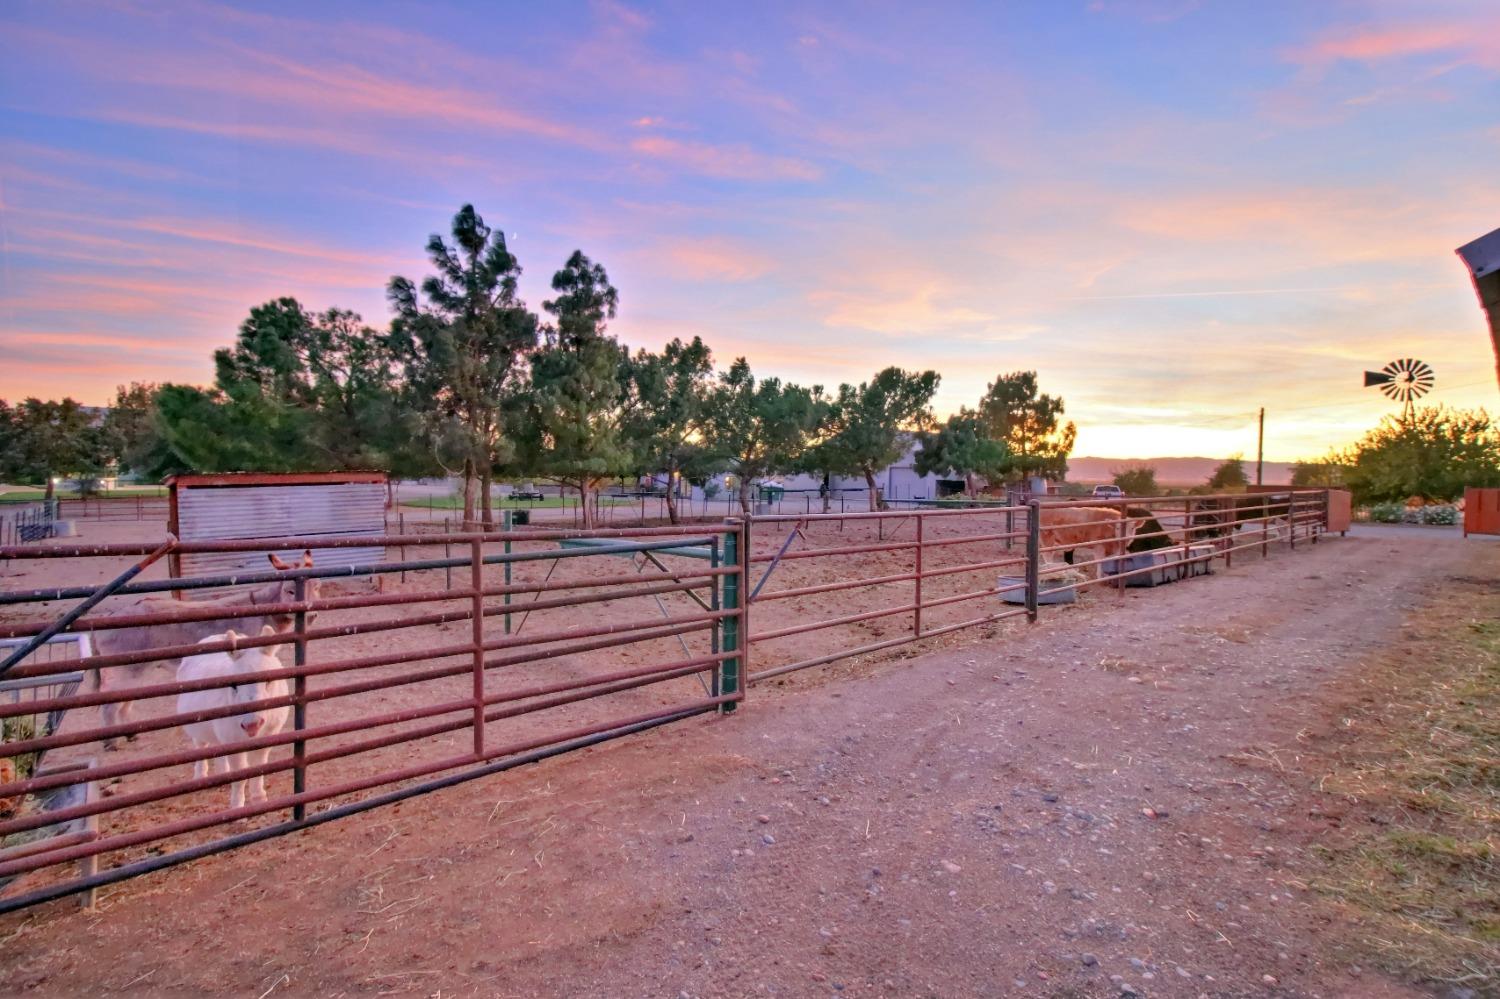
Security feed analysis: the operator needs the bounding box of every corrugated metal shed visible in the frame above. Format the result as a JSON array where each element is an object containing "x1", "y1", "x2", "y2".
[{"x1": 167, "y1": 473, "x2": 387, "y2": 588}]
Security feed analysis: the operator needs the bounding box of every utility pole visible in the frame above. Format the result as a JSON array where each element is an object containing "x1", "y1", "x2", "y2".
[{"x1": 1256, "y1": 407, "x2": 1265, "y2": 486}]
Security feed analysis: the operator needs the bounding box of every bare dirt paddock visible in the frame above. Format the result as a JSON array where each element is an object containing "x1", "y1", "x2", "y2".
[{"x1": 0, "y1": 524, "x2": 1493, "y2": 997}]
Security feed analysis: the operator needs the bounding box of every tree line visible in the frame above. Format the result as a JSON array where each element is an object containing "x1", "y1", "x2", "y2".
[
  {"x1": 1104, "y1": 409, "x2": 1500, "y2": 505},
  {"x1": 1289, "y1": 406, "x2": 1500, "y2": 504},
  {"x1": 0, "y1": 205, "x2": 1077, "y2": 526}
]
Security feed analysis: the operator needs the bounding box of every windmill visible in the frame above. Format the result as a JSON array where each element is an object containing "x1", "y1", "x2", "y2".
[{"x1": 1363, "y1": 358, "x2": 1434, "y2": 423}]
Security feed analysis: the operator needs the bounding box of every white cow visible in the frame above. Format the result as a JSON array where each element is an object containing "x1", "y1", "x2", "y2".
[{"x1": 176, "y1": 626, "x2": 291, "y2": 809}]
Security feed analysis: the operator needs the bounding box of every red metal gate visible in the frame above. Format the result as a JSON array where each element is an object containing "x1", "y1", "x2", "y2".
[{"x1": 1464, "y1": 487, "x2": 1500, "y2": 536}]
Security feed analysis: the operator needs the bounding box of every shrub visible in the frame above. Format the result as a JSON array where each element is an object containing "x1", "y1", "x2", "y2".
[
  {"x1": 1369, "y1": 501, "x2": 1405, "y2": 523},
  {"x1": 1418, "y1": 504, "x2": 1458, "y2": 526}
]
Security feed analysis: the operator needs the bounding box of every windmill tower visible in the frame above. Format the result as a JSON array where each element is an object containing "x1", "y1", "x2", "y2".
[{"x1": 1363, "y1": 358, "x2": 1434, "y2": 423}]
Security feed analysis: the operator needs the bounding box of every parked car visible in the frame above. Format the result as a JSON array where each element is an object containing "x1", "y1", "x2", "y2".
[{"x1": 1091, "y1": 484, "x2": 1124, "y2": 499}]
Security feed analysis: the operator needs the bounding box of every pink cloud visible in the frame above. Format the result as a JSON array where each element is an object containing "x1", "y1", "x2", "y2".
[
  {"x1": 7, "y1": 220, "x2": 389, "y2": 292},
  {"x1": 1287, "y1": 19, "x2": 1500, "y2": 70},
  {"x1": 8, "y1": 330, "x2": 191, "y2": 353},
  {"x1": 1, "y1": 140, "x2": 193, "y2": 183},
  {"x1": 631, "y1": 136, "x2": 821, "y2": 182},
  {"x1": 660, "y1": 238, "x2": 776, "y2": 282}
]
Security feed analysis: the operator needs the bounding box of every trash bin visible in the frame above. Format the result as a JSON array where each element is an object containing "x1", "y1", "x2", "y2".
[{"x1": 510, "y1": 509, "x2": 530, "y2": 526}]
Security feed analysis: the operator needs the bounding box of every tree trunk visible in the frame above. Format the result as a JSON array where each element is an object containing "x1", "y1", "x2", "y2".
[
  {"x1": 479, "y1": 464, "x2": 493, "y2": 526},
  {"x1": 737, "y1": 477, "x2": 753, "y2": 516},
  {"x1": 821, "y1": 472, "x2": 831, "y2": 513},
  {"x1": 43, "y1": 475, "x2": 55, "y2": 501},
  {"x1": 385, "y1": 478, "x2": 395, "y2": 509},
  {"x1": 461, "y1": 458, "x2": 476, "y2": 527},
  {"x1": 863, "y1": 468, "x2": 883, "y2": 511},
  {"x1": 579, "y1": 479, "x2": 595, "y2": 529},
  {"x1": 665, "y1": 470, "x2": 680, "y2": 525}
]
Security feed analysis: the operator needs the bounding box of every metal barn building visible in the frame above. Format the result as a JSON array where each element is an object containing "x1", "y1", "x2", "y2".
[{"x1": 166, "y1": 472, "x2": 387, "y2": 586}]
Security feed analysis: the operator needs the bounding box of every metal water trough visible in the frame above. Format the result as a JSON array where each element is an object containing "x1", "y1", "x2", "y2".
[
  {"x1": 998, "y1": 575, "x2": 1076, "y2": 605},
  {"x1": 1101, "y1": 550, "x2": 1181, "y2": 587}
]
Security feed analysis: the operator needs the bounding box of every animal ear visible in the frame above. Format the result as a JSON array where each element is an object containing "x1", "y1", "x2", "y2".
[
  {"x1": 301, "y1": 549, "x2": 314, "y2": 568},
  {"x1": 223, "y1": 629, "x2": 242, "y2": 648},
  {"x1": 268, "y1": 553, "x2": 291, "y2": 570},
  {"x1": 259, "y1": 624, "x2": 277, "y2": 637}
]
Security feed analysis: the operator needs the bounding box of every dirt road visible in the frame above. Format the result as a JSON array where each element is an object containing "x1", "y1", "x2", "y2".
[{"x1": 1, "y1": 528, "x2": 1491, "y2": 998}]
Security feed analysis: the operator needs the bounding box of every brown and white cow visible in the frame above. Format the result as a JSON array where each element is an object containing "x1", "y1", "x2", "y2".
[
  {"x1": 89, "y1": 551, "x2": 318, "y2": 748},
  {"x1": 1034, "y1": 505, "x2": 1130, "y2": 575}
]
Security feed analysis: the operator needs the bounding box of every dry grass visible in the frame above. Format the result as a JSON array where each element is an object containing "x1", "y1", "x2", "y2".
[{"x1": 1311, "y1": 574, "x2": 1499, "y2": 991}]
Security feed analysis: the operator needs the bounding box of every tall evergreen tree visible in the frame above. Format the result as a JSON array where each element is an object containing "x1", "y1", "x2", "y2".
[
  {"x1": 388, "y1": 205, "x2": 538, "y2": 525},
  {"x1": 977, "y1": 372, "x2": 1076, "y2": 480},
  {"x1": 521, "y1": 251, "x2": 634, "y2": 527}
]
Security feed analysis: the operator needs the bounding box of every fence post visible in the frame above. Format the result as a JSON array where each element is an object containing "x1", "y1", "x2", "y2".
[
  {"x1": 1025, "y1": 500, "x2": 1041, "y2": 622},
  {"x1": 1289, "y1": 492, "x2": 1297, "y2": 551},
  {"x1": 718, "y1": 521, "x2": 743, "y2": 713},
  {"x1": 399, "y1": 512, "x2": 407, "y2": 583},
  {"x1": 291, "y1": 577, "x2": 308, "y2": 821},
  {"x1": 471, "y1": 538, "x2": 486, "y2": 756},
  {"x1": 1115, "y1": 501, "x2": 1127, "y2": 594},
  {"x1": 502, "y1": 509, "x2": 513, "y2": 634},
  {"x1": 913, "y1": 514, "x2": 924, "y2": 638},
  {"x1": 79, "y1": 774, "x2": 98, "y2": 909}
]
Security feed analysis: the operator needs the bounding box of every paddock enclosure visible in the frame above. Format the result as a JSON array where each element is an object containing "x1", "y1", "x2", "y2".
[{"x1": 0, "y1": 490, "x2": 1331, "y2": 913}]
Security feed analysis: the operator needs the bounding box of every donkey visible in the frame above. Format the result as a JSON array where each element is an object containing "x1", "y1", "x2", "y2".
[
  {"x1": 177, "y1": 626, "x2": 292, "y2": 809},
  {"x1": 89, "y1": 550, "x2": 318, "y2": 748}
]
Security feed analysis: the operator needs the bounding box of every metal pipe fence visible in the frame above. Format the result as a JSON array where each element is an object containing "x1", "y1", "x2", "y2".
[
  {"x1": 0, "y1": 524, "x2": 745, "y2": 913},
  {"x1": 0, "y1": 490, "x2": 1330, "y2": 913},
  {"x1": 742, "y1": 490, "x2": 1329, "y2": 680}
]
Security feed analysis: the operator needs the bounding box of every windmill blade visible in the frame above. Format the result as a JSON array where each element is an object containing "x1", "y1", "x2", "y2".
[{"x1": 1364, "y1": 370, "x2": 1393, "y2": 386}]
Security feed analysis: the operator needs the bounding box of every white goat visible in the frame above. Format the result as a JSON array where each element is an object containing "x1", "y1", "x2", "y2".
[{"x1": 176, "y1": 626, "x2": 291, "y2": 809}]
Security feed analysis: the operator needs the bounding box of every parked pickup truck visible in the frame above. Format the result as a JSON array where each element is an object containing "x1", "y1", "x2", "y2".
[{"x1": 1091, "y1": 484, "x2": 1124, "y2": 499}]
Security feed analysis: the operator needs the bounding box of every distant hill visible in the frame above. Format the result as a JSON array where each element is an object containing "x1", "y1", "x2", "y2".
[{"x1": 1067, "y1": 456, "x2": 1294, "y2": 487}]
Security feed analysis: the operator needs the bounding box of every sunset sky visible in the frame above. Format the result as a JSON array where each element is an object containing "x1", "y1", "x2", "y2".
[{"x1": 2, "y1": 0, "x2": 1498, "y2": 461}]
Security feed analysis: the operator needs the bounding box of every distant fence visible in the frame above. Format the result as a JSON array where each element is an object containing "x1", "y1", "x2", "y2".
[
  {"x1": 0, "y1": 490, "x2": 1331, "y2": 913},
  {"x1": 55, "y1": 497, "x2": 168, "y2": 522},
  {"x1": 0, "y1": 502, "x2": 57, "y2": 546}
]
